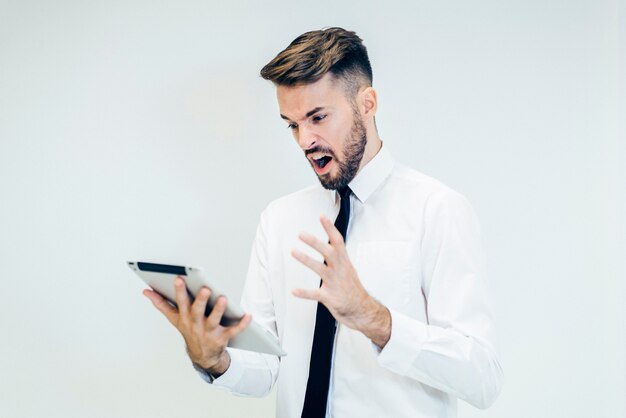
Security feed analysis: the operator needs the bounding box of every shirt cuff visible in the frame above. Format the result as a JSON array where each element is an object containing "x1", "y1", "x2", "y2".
[
  {"x1": 375, "y1": 308, "x2": 430, "y2": 375},
  {"x1": 194, "y1": 347, "x2": 245, "y2": 388}
]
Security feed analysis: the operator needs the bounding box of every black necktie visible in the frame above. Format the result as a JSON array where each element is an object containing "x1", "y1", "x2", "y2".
[{"x1": 301, "y1": 186, "x2": 351, "y2": 418}]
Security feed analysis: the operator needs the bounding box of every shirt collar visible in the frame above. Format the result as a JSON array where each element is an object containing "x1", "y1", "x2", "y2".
[{"x1": 327, "y1": 141, "x2": 395, "y2": 205}]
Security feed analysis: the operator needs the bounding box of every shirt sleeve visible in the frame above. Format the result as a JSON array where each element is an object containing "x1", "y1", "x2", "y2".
[
  {"x1": 375, "y1": 189, "x2": 504, "y2": 409},
  {"x1": 196, "y1": 207, "x2": 280, "y2": 397}
]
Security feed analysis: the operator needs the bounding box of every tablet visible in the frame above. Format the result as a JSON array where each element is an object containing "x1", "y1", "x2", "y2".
[{"x1": 128, "y1": 261, "x2": 286, "y2": 357}]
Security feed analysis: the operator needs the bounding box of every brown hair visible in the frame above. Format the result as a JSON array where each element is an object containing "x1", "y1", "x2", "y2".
[{"x1": 260, "y1": 27, "x2": 373, "y2": 100}]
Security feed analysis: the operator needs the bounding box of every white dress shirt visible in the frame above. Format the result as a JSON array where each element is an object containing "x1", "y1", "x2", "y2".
[{"x1": 199, "y1": 144, "x2": 504, "y2": 418}]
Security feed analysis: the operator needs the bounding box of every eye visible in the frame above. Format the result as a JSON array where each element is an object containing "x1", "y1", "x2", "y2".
[
  {"x1": 312, "y1": 114, "x2": 326, "y2": 123},
  {"x1": 287, "y1": 123, "x2": 298, "y2": 130}
]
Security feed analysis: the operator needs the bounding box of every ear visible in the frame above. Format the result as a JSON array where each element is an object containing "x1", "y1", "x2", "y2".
[{"x1": 358, "y1": 87, "x2": 378, "y2": 120}]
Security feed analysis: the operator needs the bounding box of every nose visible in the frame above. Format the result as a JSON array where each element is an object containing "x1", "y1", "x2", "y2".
[{"x1": 295, "y1": 124, "x2": 317, "y2": 151}]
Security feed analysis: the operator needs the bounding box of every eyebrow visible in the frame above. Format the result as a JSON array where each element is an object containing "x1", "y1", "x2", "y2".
[{"x1": 280, "y1": 107, "x2": 325, "y2": 121}]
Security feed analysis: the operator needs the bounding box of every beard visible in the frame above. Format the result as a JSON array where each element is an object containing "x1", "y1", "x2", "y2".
[{"x1": 307, "y1": 112, "x2": 367, "y2": 190}]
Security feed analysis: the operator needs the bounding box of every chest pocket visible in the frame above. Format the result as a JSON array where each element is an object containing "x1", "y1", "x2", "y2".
[{"x1": 354, "y1": 241, "x2": 416, "y2": 310}]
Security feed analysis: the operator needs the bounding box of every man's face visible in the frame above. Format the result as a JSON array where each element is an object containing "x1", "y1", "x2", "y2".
[{"x1": 277, "y1": 74, "x2": 367, "y2": 190}]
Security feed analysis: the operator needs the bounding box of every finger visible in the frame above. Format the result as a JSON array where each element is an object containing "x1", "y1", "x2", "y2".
[
  {"x1": 207, "y1": 295, "x2": 227, "y2": 329},
  {"x1": 173, "y1": 276, "x2": 191, "y2": 317},
  {"x1": 224, "y1": 313, "x2": 253, "y2": 339},
  {"x1": 291, "y1": 249, "x2": 327, "y2": 277},
  {"x1": 191, "y1": 286, "x2": 211, "y2": 322},
  {"x1": 298, "y1": 232, "x2": 332, "y2": 259},
  {"x1": 320, "y1": 215, "x2": 344, "y2": 247},
  {"x1": 143, "y1": 289, "x2": 178, "y2": 325},
  {"x1": 291, "y1": 287, "x2": 322, "y2": 301}
]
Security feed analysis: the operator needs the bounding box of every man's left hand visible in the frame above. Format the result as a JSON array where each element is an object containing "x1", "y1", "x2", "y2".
[{"x1": 291, "y1": 215, "x2": 391, "y2": 348}]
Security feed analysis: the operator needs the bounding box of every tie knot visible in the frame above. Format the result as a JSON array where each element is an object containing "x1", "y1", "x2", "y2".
[{"x1": 338, "y1": 186, "x2": 351, "y2": 199}]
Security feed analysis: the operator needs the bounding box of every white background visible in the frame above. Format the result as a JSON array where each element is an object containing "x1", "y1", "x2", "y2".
[{"x1": 1, "y1": 1, "x2": 624, "y2": 417}]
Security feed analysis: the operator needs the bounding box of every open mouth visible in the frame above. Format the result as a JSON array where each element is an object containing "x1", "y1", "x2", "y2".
[{"x1": 313, "y1": 156, "x2": 333, "y2": 169}]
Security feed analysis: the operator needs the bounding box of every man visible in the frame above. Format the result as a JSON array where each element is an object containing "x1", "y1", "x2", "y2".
[{"x1": 144, "y1": 27, "x2": 504, "y2": 418}]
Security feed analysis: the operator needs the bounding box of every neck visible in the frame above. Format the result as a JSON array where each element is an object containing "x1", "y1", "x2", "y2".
[{"x1": 357, "y1": 130, "x2": 383, "y2": 174}]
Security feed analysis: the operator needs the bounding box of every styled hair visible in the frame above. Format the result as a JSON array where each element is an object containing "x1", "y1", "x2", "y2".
[{"x1": 260, "y1": 27, "x2": 373, "y2": 100}]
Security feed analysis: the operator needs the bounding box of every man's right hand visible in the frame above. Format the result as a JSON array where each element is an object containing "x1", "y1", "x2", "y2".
[{"x1": 143, "y1": 276, "x2": 252, "y2": 376}]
